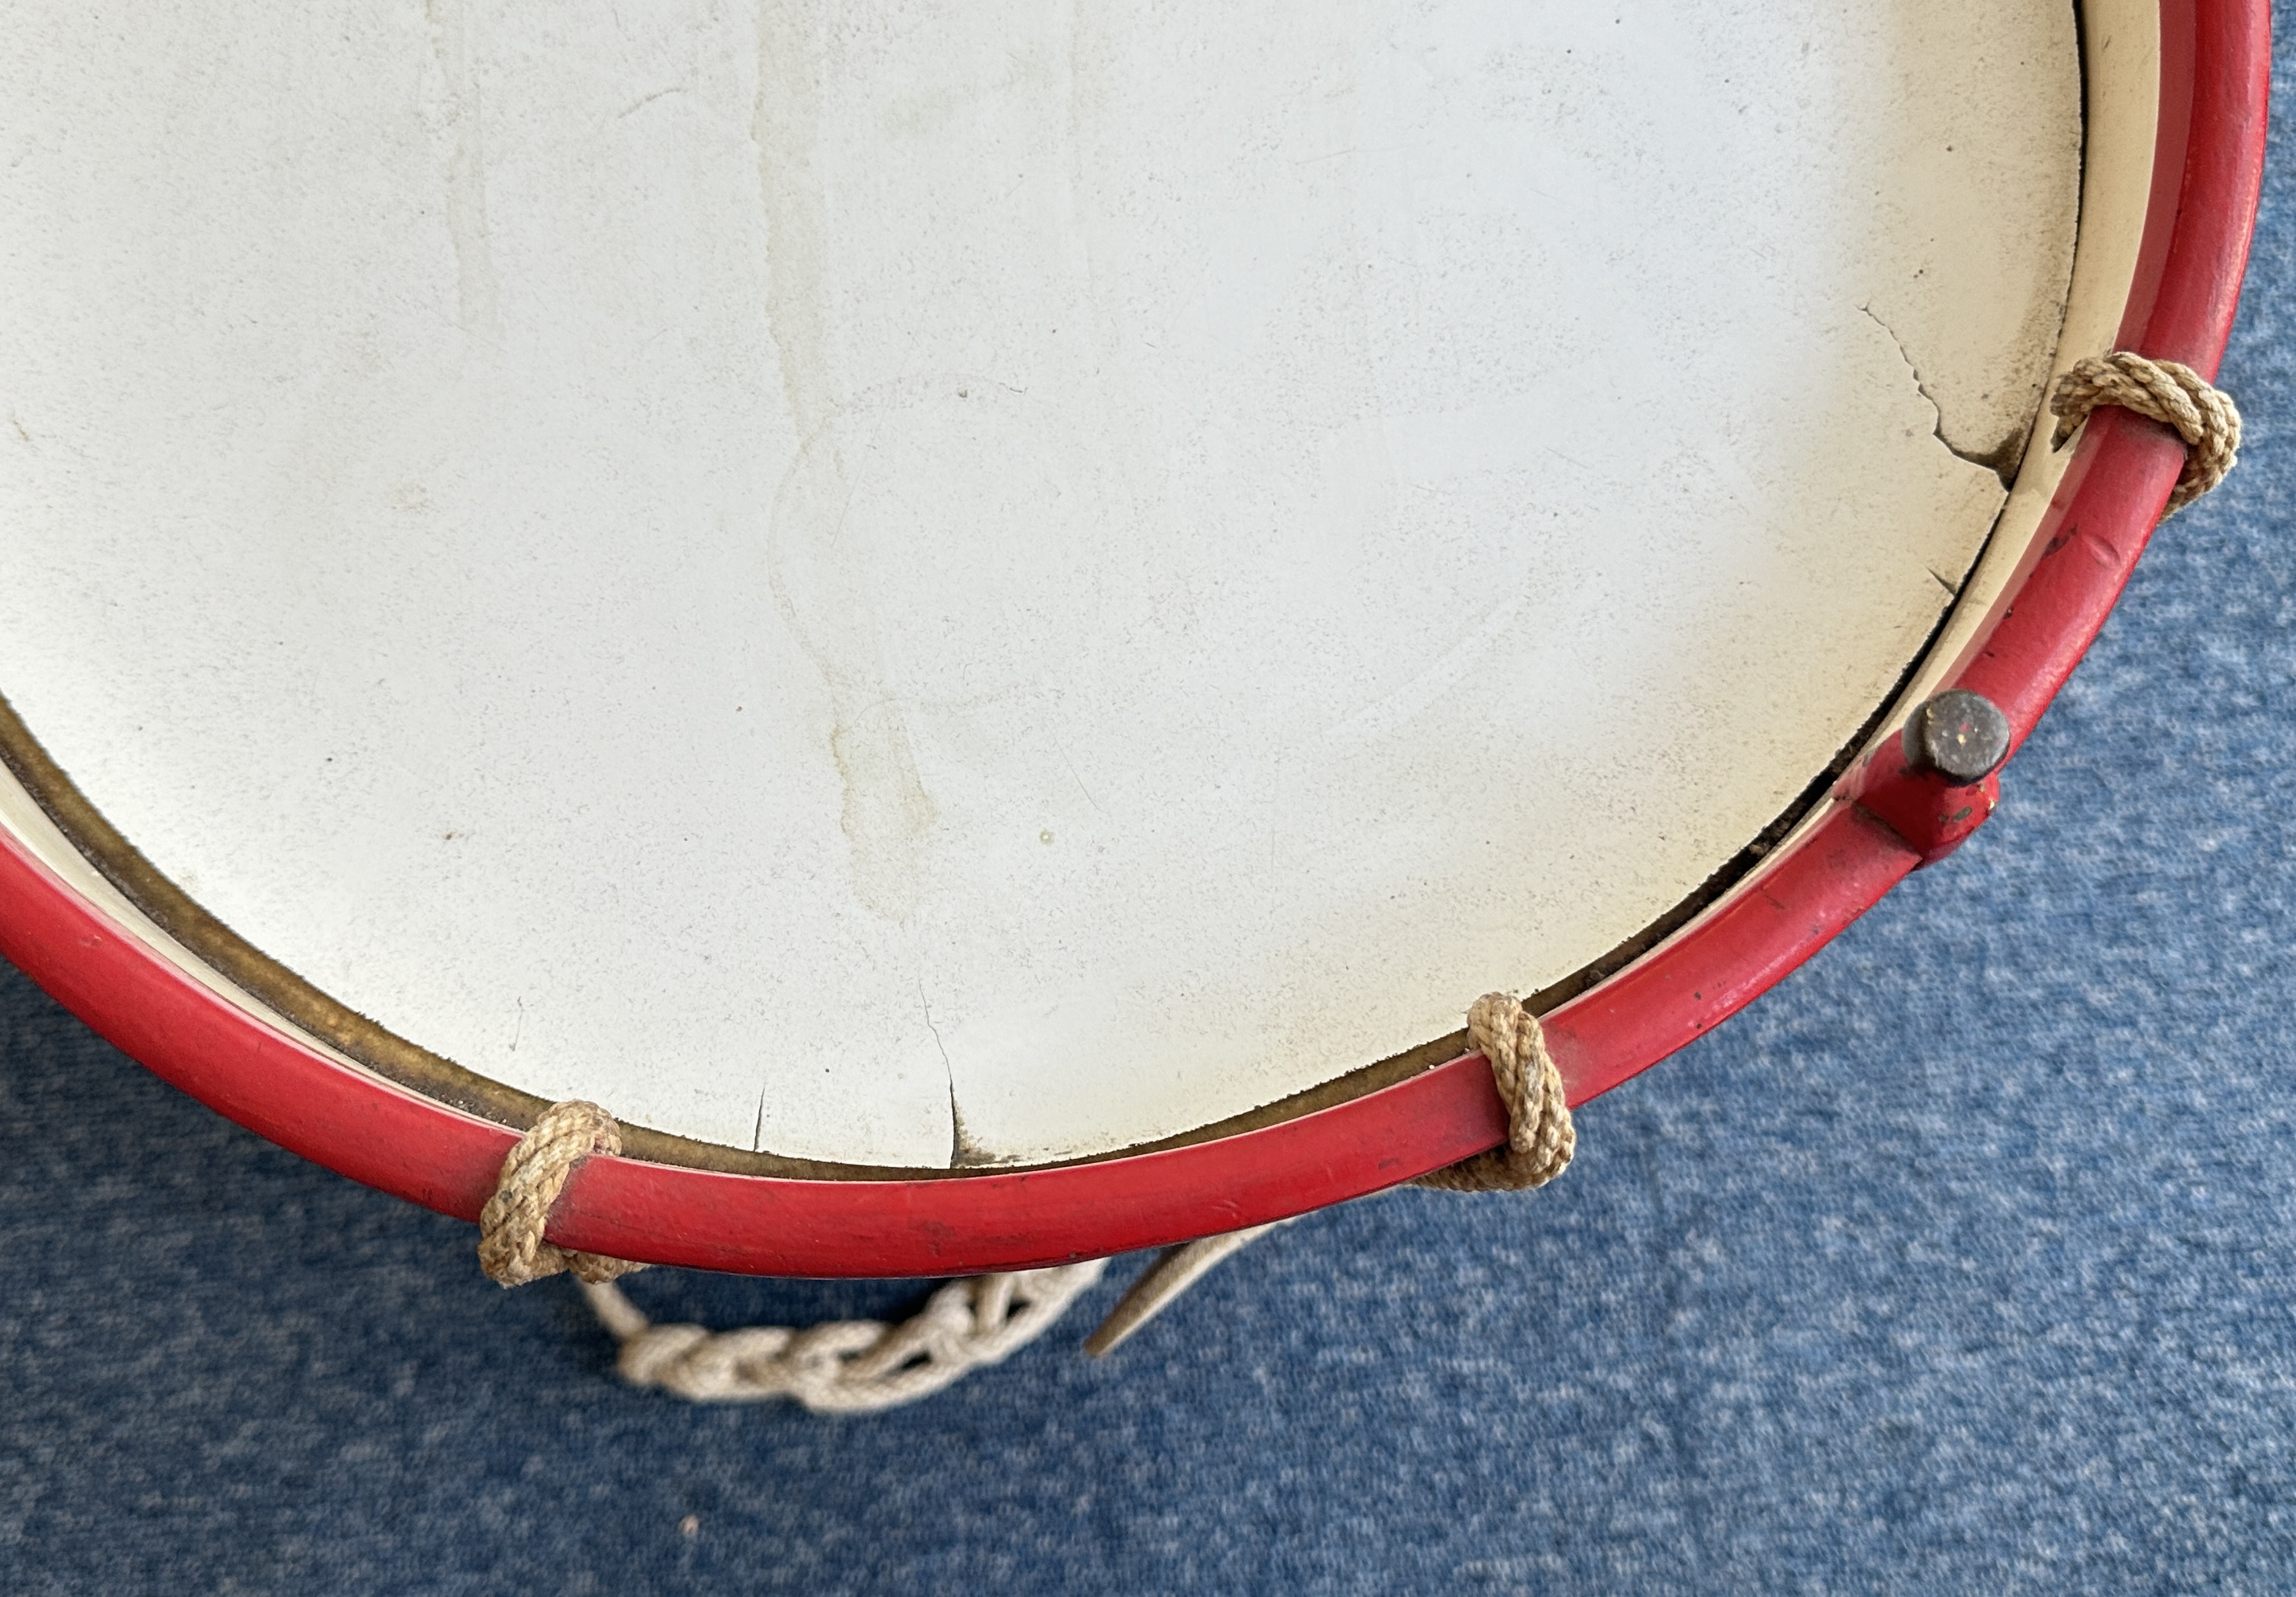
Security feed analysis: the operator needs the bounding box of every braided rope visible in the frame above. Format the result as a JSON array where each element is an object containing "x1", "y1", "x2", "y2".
[
  {"x1": 582, "y1": 1263, "x2": 1107, "y2": 1413},
  {"x1": 1411, "y1": 993, "x2": 1574, "y2": 1192},
  {"x1": 2049, "y1": 351, "x2": 2242, "y2": 514},
  {"x1": 476, "y1": 1100, "x2": 1105, "y2": 1410}
]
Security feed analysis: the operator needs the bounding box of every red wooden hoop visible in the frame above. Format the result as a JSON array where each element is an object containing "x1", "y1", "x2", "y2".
[{"x1": 0, "y1": 0, "x2": 2267, "y2": 1276}]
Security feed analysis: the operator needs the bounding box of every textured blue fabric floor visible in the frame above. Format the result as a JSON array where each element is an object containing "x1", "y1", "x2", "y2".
[{"x1": 7, "y1": 40, "x2": 2296, "y2": 1597}]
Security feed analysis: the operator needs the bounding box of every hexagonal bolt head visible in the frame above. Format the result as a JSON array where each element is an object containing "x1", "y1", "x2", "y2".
[{"x1": 1901, "y1": 689, "x2": 2012, "y2": 784}]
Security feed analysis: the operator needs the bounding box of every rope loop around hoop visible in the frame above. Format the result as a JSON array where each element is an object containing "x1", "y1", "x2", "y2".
[
  {"x1": 476, "y1": 1100, "x2": 648, "y2": 1288},
  {"x1": 1088, "y1": 993, "x2": 1578, "y2": 1354},
  {"x1": 2049, "y1": 351, "x2": 2241, "y2": 513},
  {"x1": 475, "y1": 1098, "x2": 1108, "y2": 1411},
  {"x1": 1412, "y1": 993, "x2": 1575, "y2": 1193}
]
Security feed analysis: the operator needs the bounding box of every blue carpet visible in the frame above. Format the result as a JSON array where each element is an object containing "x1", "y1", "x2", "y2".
[{"x1": 8, "y1": 42, "x2": 2296, "y2": 1597}]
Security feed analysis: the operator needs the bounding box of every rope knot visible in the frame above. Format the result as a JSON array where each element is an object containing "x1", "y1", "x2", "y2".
[
  {"x1": 2049, "y1": 351, "x2": 2241, "y2": 513},
  {"x1": 1413, "y1": 992, "x2": 1574, "y2": 1193}
]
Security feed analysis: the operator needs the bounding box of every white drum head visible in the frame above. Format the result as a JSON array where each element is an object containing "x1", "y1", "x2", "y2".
[{"x1": 0, "y1": 1, "x2": 2078, "y2": 1168}]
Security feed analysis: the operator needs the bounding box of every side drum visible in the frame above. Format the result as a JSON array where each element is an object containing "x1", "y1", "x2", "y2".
[{"x1": 0, "y1": 1, "x2": 2265, "y2": 1289}]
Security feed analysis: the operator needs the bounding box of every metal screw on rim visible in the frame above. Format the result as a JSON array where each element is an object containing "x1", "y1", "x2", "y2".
[{"x1": 1901, "y1": 690, "x2": 2012, "y2": 785}]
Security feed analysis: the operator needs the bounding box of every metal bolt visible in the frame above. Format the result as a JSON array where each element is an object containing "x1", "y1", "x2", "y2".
[{"x1": 1901, "y1": 689, "x2": 2011, "y2": 784}]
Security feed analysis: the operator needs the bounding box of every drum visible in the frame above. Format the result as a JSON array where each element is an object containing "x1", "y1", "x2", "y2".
[{"x1": 0, "y1": 0, "x2": 2264, "y2": 1292}]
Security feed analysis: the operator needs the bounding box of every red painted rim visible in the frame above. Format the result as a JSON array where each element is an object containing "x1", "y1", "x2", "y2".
[{"x1": 0, "y1": 0, "x2": 2268, "y2": 1276}]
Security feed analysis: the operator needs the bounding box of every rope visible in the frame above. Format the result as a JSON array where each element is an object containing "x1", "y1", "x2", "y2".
[
  {"x1": 1083, "y1": 1220, "x2": 1291, "y2": 1358},
  {"x1": 477, "y1": 1100, "x2": 648, "y2": 1287},
  {"x1": 476, "y1": 1099, "x2": 1105, "y2": 1410},
  {"x1": 2049, "y1": 351, "x2": 2241, "y2": 514},
  {"x1": 582, "y1": 1263, "x2": 1107, "y2": 1413},
  {"x1": 1411, "y1": 992, "x2": 1574, "y2": 1192},
  {"x1": 480, "y1": 995, "x2": 1567, "y2": 1393}
]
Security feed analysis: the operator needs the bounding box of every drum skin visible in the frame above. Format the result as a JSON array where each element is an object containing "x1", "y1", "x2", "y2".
[{"x1": 0, "y1": 0, "x2": 2268, "y2": 1274}]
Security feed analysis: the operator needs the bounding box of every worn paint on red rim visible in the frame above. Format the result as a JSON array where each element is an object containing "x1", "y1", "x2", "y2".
[{"x1": 0, "y1": 0, "x2": 2268, "y2": 1276}]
